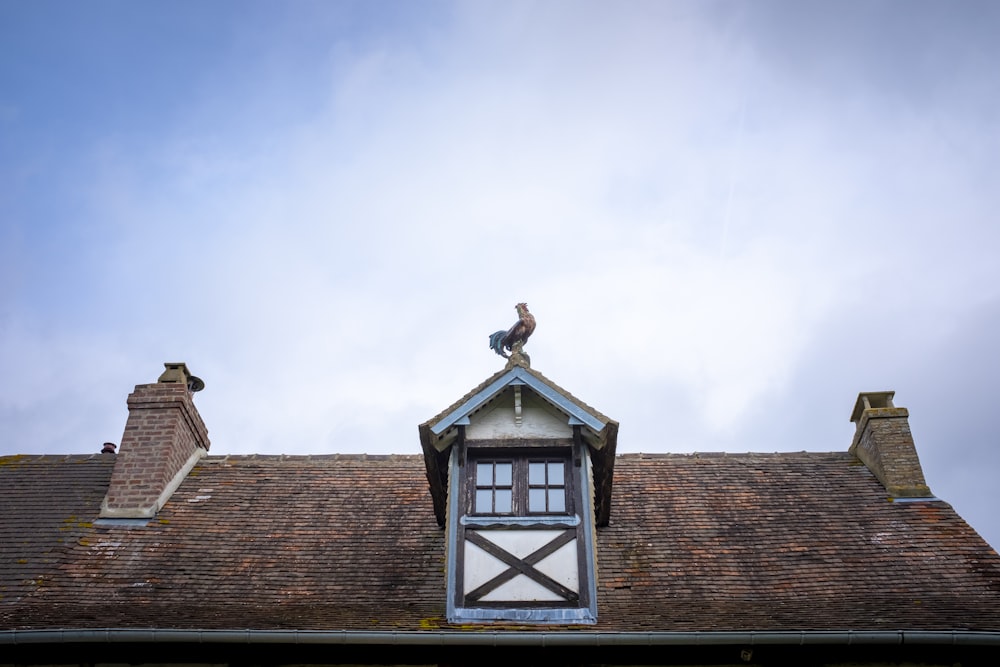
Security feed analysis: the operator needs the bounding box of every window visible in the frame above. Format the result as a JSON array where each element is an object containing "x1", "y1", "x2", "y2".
[
  {"x1": 471, "y1": 454, "x2": 570, "y2": 516},
  {"x1": 528, "y1": 460, "x2": 566, "y2": 513},
  {"x1": 475, "y1": 460, "x2": 513, "y2": 513}
]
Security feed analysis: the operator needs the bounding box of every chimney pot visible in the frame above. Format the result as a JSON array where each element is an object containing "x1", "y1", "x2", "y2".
[
  {"x1": 101, "y1": 442, "x2": 117, "y2": 454},
  {"x1": 850, "y1": 390, "x2": 896, "y2": 426},
  {"x1": 157, "y1": 362, "x2": 205, "y2": 394}
]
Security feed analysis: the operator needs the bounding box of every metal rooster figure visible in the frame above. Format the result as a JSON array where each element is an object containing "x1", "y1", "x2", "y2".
[{"x1": 489, "y1": 302, "x2": 536, "y2": 360}]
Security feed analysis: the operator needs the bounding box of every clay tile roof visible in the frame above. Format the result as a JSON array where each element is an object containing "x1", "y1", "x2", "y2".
[
  {"x1": 0, "y1": 454, "x2": 115, "y2": 602},
  {"x1": 2, "y1": 452, "x2": 1000, "y2": 632},
  {"x1": 600, "y1": 453, "x2": 1000, "y2": 631}
]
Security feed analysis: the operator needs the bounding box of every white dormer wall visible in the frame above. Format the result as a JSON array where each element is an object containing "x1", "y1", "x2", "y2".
[{"x1": 466, "y1": 388, "x2": 573, "y2": 440}]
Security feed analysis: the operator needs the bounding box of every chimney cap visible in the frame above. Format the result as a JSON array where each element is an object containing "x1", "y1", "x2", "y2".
[
  {"x1": 850, "y1": 391, "x2": 896, "y2": 423},
  {"x1": 101, "y1": 442, "x2": 116, "y2": 454},
  {"x1": 157, "y1": 362, "x2": 205, "y2": 393}
]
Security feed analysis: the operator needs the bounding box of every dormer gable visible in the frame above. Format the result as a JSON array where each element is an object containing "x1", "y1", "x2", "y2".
[
  {"x1": 419, "y1": 354, "x2": 618, "y2": 625},
  {"x1": 419, "y1": 361, "x2": 619, "y2": 528}
]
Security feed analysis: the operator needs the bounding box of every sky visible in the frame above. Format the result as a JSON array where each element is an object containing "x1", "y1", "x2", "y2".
[{"x1": 2, "y1": 1, "x2": 999, "y2": 549}]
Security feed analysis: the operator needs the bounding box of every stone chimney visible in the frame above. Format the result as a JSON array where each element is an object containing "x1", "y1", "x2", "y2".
[
  {"x1": 100, "y1": 362, "x2": 210, "y2": 518},
  {"x1": 849, "y1": 391, "x2": 931, "y2": 498}
]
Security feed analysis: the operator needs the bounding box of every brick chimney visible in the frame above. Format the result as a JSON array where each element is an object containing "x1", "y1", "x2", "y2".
[
  {"x1": 99, "y1": 362, "x2": 210, "y2": 518},
  {"x1": 849, "y1": 391, "x2": 931, "y2": 498}
]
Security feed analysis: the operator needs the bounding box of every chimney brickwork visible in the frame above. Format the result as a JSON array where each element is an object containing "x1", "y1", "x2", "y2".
[
  {"x1": 849, "y1": 391, "x2": 931, "y2": 498},
  {"x1": 100, "y1": 363, "x2": 210, "y2": 518}
]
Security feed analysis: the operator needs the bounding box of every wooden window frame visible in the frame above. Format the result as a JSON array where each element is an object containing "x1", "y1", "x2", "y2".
[{"x1": 467, "y1": 449, "x2": 574, "y2": 517}]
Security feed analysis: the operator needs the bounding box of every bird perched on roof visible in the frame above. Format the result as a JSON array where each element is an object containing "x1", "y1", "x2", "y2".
[{"x1": 489, "y1": 303, "x2": 536, "y2": 359}]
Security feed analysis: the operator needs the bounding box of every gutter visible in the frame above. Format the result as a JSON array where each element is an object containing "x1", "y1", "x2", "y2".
[{"x1": 3, "y1": 629, "x2": 1000, "y2": 647}]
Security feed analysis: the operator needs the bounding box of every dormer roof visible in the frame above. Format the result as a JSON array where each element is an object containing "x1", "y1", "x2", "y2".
[{"x1": 418, "y1": 361, "x2": 619, "y2": 526}]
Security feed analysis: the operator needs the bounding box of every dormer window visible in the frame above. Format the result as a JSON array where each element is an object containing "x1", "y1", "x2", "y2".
[
  {"x1": 418, "y1": 362, "x2": 618, "y2": 624},
  {"x1": 452, "y1": 442, "x2": 593, "y2": 621},
  {"x1": 472, "y1": 453, "x2": 571, "y2": 516}
]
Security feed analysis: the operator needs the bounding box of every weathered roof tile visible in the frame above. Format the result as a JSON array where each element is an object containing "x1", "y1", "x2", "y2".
[{"x1": 2, "y1": 452, "x2": 999, "y2": 632}]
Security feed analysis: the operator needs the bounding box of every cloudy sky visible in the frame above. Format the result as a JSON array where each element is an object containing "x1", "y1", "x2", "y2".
[{"x1": 2, "y1": 1, "x2": 999, "y2": 549}]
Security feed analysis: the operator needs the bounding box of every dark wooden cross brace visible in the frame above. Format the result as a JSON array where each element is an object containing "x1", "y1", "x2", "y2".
[{"x1": 464, "y1": 529, "x2": 579, "y2": 602}]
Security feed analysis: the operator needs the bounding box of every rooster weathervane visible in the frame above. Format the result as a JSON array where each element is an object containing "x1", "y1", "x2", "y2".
[{"x1": 489, "y1": 302, "x2": 536, "y2": 365}]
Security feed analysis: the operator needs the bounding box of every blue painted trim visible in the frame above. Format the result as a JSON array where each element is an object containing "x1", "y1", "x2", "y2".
[
  {"x1": 448, "y1": 607, "x2": 596, "y2": 624},
  {"x1": 94, "y1": 518, "x2": 150, "y2": 528},
  {"x1": 461, "y1": 515, "x2": 580, "y2": 528},
  {"x1": 445, "y1": 446, "x2": 461, "y2": 622},
  {"x1": 431, "y1": 367, "x2": 605, "y2": 436},
  {"x1": 576, "y1": 444, "x2": 599, "y2": 620}
]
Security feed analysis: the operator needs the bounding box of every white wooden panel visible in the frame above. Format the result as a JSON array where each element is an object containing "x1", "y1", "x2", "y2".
[
  {"x1": 463, "y1": 530, "x2": 579, "y2": 602},
  {"x1": 463, "y1": 539, "x2": 510, "y2": 592},
  {"x1": 480, "y1": 574, "x2": 565, "y2": 602},
  {"x1": 532, "y1": 538, "x2": 579, "y2": 593},
  {"x1": 482, "y1": 530, "x2": 562, "y2": 558}
]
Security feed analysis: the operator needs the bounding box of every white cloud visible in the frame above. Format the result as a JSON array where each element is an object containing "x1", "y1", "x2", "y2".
[{"x1": 3, "y1": 0, "x2": 999, "y2": 548}]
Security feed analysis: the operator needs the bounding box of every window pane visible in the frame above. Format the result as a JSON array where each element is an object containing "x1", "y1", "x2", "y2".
[
  {"x1": 495, "y1": 462, "x2": 512, "y2": 487},
  {"x1": 476, "y1": 463, "x2": 493, "y2": 487},
  {"x1": 548, "y1": 462, "x2": 565, "y2": 486},
  {"x1": 495, "y1": 489, "x2": 512, "y2": 514},
  {"x1": 475, "y1": 489, "x2": 493, "y2": 513},
  {"x1": 529, "y1": 488, "x2": 546, "y2": 512},
  {"x1": 548, "y1": 489, "x2": 566, "y2": 513},
  {"x1": 528, "y1": 462, "x2": 546, "y2": 485}
]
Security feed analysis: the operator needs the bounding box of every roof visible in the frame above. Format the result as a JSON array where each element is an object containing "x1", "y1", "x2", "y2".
[{"x1": 3, "y1": 451, "x2": 999, "y2": 633}]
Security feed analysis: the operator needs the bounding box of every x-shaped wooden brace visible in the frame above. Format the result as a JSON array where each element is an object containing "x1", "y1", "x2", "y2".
[{"x1": 464, "y1": 529, "x2": 578, "y2": 602}]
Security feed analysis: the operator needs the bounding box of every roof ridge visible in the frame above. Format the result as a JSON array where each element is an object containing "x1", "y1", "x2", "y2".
[
  {"x1": 0, "y1": 453, "x2": 113, "y2": 463},
  {"x1": 616, "y1": 451, "x2": 854, "y2": 459},
  {"x1": 202, "y1": 453, "x2": 425, "y2": 463}
]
